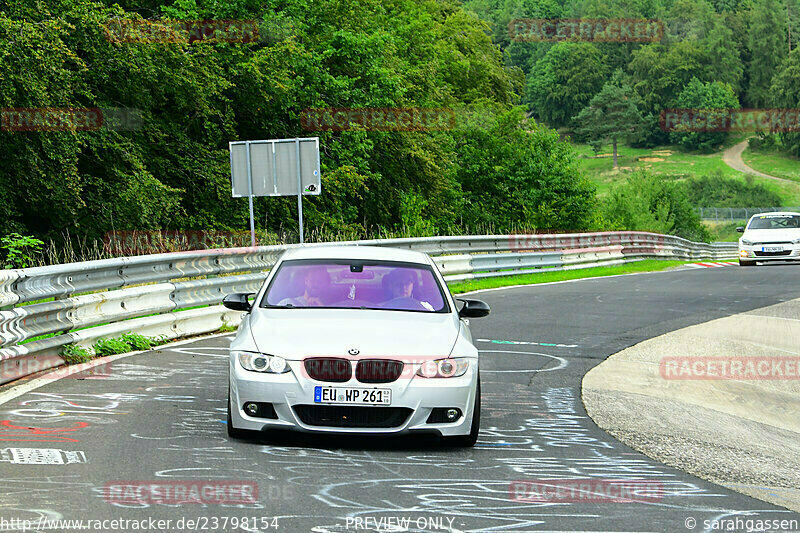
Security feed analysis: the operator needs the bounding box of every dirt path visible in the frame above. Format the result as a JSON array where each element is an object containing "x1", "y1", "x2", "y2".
[{"x1": 722, "y1": 139, "x2": 793, "y2": 183}]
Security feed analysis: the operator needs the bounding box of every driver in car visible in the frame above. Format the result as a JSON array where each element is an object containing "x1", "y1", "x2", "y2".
[{"x1": 277, "y1": 268, "x2": 331, "y2": 307}]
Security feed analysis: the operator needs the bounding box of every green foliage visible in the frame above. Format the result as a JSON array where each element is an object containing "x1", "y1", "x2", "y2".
[
  {"x1": 94, "y1": 336, "x2": 134, "y2": 356},
  {"x1": 602, "y1": 170, "x2": 711, "y2": 242},
  {"x1": 399, "y1": 192, "x2": 437, "y2": 237},
  {"x1": 4, "y1": 0, "x2": 797, "y2": 248},
  {"x1": 526, "y1": 42, "x2": 609, "y2": 128},
  {"x1": 628, "y1": 41, "x2": 709, "y2": 115},
  {"x1": 120, "y1": 332, "x2": 156, "y2": 351},
  {"x1": 60, "y1": 344, "x2": 94, "y2": 365},
  {"x1": 686, "y1": 169, "x2": 784, "y2": 206},
  {"x1": 453, "y1": 106, "x2": 597, "y2": 230},
  {"x1": 746, "y1": 0, "x2": 788, "y2": 106},
  {"x1": 573, "y1": 79, "x2": 645, "y2": 165},
  {"x1": 93, "y1": 333, "x2": 163, "y2": 355},
  {"x1": 218, "y1": 321, "x2": 238, "y2": 333},
  {"x1": 1, "y1": 233, "x2": 44, "y2": 269},
  {"x1": 769, "y1": 47, "x2": 800, "y2": 157},
  {"x1": 669, "y1": 78, "x2": 740, "y2": 152}
]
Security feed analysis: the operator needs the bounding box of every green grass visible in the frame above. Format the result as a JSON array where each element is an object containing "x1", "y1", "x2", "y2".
[
  {"x1": 704, "y1": 220, "x2": 748, "y2": 242},
  {"x1": 741, "y1": 146, "x2": 800, "y2": 183},
  {"x1": 574, "y1": 141, "x2": 800, "y2": 205},
  {"x1": 448, "y1": 259, "x2": 694, "y2": 294}
]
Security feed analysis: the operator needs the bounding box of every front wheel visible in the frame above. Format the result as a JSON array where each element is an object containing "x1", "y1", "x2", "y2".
[
  {"x1": 739, "y1": 259, "x2": 756, "y2": 267},
  {"x1": 446, "y1": 378, "x2": 480, "y2": 447}
]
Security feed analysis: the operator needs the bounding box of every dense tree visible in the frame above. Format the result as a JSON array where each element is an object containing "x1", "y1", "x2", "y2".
[
  {"x1": 628, "y1": 42, "x2": 709, "y2": 114},
  {"x1": 453, "y1": 106, "x2": 597, "y2": 230},
  {"x1": 669, "y1": 77, "x2": 740, "y2": 151},
  {"x1": 573, "y1": 79, "x2": 645, "y2": 167},
  {"x1": 0, "y1": 0, "x2": 601, "y2": 245},
  {"x1": 746, "y1": 0, "x2": 788, "y2": 106},
  {"x1": 703, "y1": 17, "x2": 744, "y2": 91},
  {"x1": 525, "y1": 42, "x2": 608, "y2": 128},
  {"x1": 770, "y1": 46, "x2": 800, "y2": 156}
]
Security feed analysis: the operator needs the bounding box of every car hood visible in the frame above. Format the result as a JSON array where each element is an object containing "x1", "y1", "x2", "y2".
[
  {"x1": 247, "y1": 308, "x2": 461, "y2": 360},
  {"x1": 742, "y1": 229, "x2": 800, "y2": 242}
]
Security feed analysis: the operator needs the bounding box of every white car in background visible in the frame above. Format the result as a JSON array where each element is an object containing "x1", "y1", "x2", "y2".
[
  {"x1": 223, "y1": 246, "x2": 490, "y2": 446},
  {"x1": 737, "y1": 212, "x2": 800, "y2": 266}
]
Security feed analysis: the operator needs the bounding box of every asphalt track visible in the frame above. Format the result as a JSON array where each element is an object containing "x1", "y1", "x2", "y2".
[{"x1": 2, "y1": 264, "x2": 800, "y2": 533}]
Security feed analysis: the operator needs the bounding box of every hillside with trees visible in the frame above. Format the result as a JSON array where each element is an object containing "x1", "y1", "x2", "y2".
[{"x1": 1, "y1": 0, "x2": 797, "y2": 266}]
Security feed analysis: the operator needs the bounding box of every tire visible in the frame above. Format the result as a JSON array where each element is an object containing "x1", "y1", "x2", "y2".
[
  {"x1": 227, "y1": 390, "x2": 251, "y2": 440},
  {"x1": 739, "y1": 259, "x2": 756, "y2": 267},
  {"x1": 446, "y1": 378, "x2": 480, "y2": 447}
]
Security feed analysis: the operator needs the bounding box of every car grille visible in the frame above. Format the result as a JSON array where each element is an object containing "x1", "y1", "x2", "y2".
[
  {"x1": 304, "y1": 358, "x2": 352, "y2": 382},
  {"x1": 293, "y1": 405, "x2": 413, "y2": 428},
  {"x1": 753, "y1": 241, "x2": 792, "y2": 245},
  {"x1": 754, "y1": 250, "x2": 792, "y2": 256},
  {"x1": 355, "y1": 360, "x2": 404, "y2": 383}
]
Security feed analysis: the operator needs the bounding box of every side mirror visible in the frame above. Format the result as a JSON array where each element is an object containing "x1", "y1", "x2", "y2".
[
  {"x1": 457, "y1": 299, "x2": 490, "y2": 319},
  {"x1": 222, "y1": 293, "x2": 253, "y2": 312},
  {"x1": 736, "y1": 226, "x2": 745, "y2": 233}
]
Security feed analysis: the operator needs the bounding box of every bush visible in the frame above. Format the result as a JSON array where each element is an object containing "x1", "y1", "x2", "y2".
[
  {"x1": 1, "y1": 233, "x2": 44, "y2": 269},
  {"x1": 686, "y1": 170, "x2": 782, "y2": 207},
  {"x1": 60, "y1": 344, "x2": 94, "y2": 365},
  {"x1": 602, "y1": 170, "x2": 711, "y2": 242},
  {"x1": 120, "y1": 333, "x2": 155, "y2": 351},
  {"x1": 94, "y1": 337, "x2": 133, "y2": 356}
]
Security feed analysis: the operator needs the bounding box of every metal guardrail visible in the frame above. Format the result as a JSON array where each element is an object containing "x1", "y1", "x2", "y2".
[
  {"x1": 697, "y1": 207, "x2": 800, "y2": 221},
  {"x1": 0, "y1": 232, "x2": 737, "y2": 385}
]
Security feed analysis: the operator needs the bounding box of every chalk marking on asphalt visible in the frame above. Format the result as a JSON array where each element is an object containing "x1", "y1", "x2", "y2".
[
  {"x1": 478, "y1": 350, "x2": 567, "y2": 373},
  {"x1": 477, "y1": 338, "x2": 578, "y2": 348},
  {"x1": 0, "y1": 333, "x2": 234, "y2": 408}
]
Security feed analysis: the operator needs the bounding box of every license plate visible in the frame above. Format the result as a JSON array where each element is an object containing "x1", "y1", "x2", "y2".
[
  {"x1": 763, "y1": 246, "x2": 783, "y2": 252},
  {"x1": 314, "y1": 386, "x2": 391, "y2": 405}
]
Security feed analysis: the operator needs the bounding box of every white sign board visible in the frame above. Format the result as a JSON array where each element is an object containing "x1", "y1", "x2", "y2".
[{"x1": 229, "y1": 138, "x2": 321, "y2": 197}]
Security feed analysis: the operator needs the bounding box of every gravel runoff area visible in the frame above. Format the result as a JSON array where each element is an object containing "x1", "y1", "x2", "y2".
[{"x1": 583, "y1": 297, "x2": 800, "y2": 512}]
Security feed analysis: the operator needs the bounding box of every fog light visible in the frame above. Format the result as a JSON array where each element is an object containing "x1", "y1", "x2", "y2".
[
  {"x1": 244, "y1": 402, "x2": 258, "y2": 416},
  {"x1": 426, "y1": 407, "x2": 463, "y2": 423}
]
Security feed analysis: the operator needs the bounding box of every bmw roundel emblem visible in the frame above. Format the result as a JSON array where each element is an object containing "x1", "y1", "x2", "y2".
[{"x1": 348, "y1": 348, "x2": 360, "y2": 356}]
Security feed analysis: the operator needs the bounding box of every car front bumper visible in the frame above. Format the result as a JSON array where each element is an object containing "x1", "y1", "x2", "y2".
[
  {"x1": 229, "y1": 358, "x2": 478, "y2": 437},
  {"x1": 739, "y1": 244, "x2": 800, "y2": 262}
]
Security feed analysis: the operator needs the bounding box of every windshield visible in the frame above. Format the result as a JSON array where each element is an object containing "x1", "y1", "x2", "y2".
[
  {"x1": 261, "y1": 259, "x2": 449, "y2": 313},
  {"x1": 747, "y1": 214, "x2": 800, "y2": 230}
]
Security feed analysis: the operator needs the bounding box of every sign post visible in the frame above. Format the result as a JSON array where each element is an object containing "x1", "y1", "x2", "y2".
[{"x1": 229, "y1": 138, "x2": 321, "y2": 244}]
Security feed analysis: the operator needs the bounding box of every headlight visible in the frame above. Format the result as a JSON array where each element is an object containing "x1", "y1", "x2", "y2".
[
  {"x1": 793, "y1": 238, "x2": 800, "y2": 244},
  {"x1": 416, "y1": 358, "x2": 470, "y2": 378},
  {"x1": 740, "y1": 239, "x2": 753, "y2": 246},
  {"x1": 236, "y1": 351, "x2": 291, "y2": 374}
]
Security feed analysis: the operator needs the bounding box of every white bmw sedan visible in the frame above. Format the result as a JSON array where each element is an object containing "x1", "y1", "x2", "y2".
[
  {"x1": 737, "y1": 211, "x2": 800, "y2": 266},
  {"x1": 223, "y1": 246, "x2": 490, "y2": 446}
]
